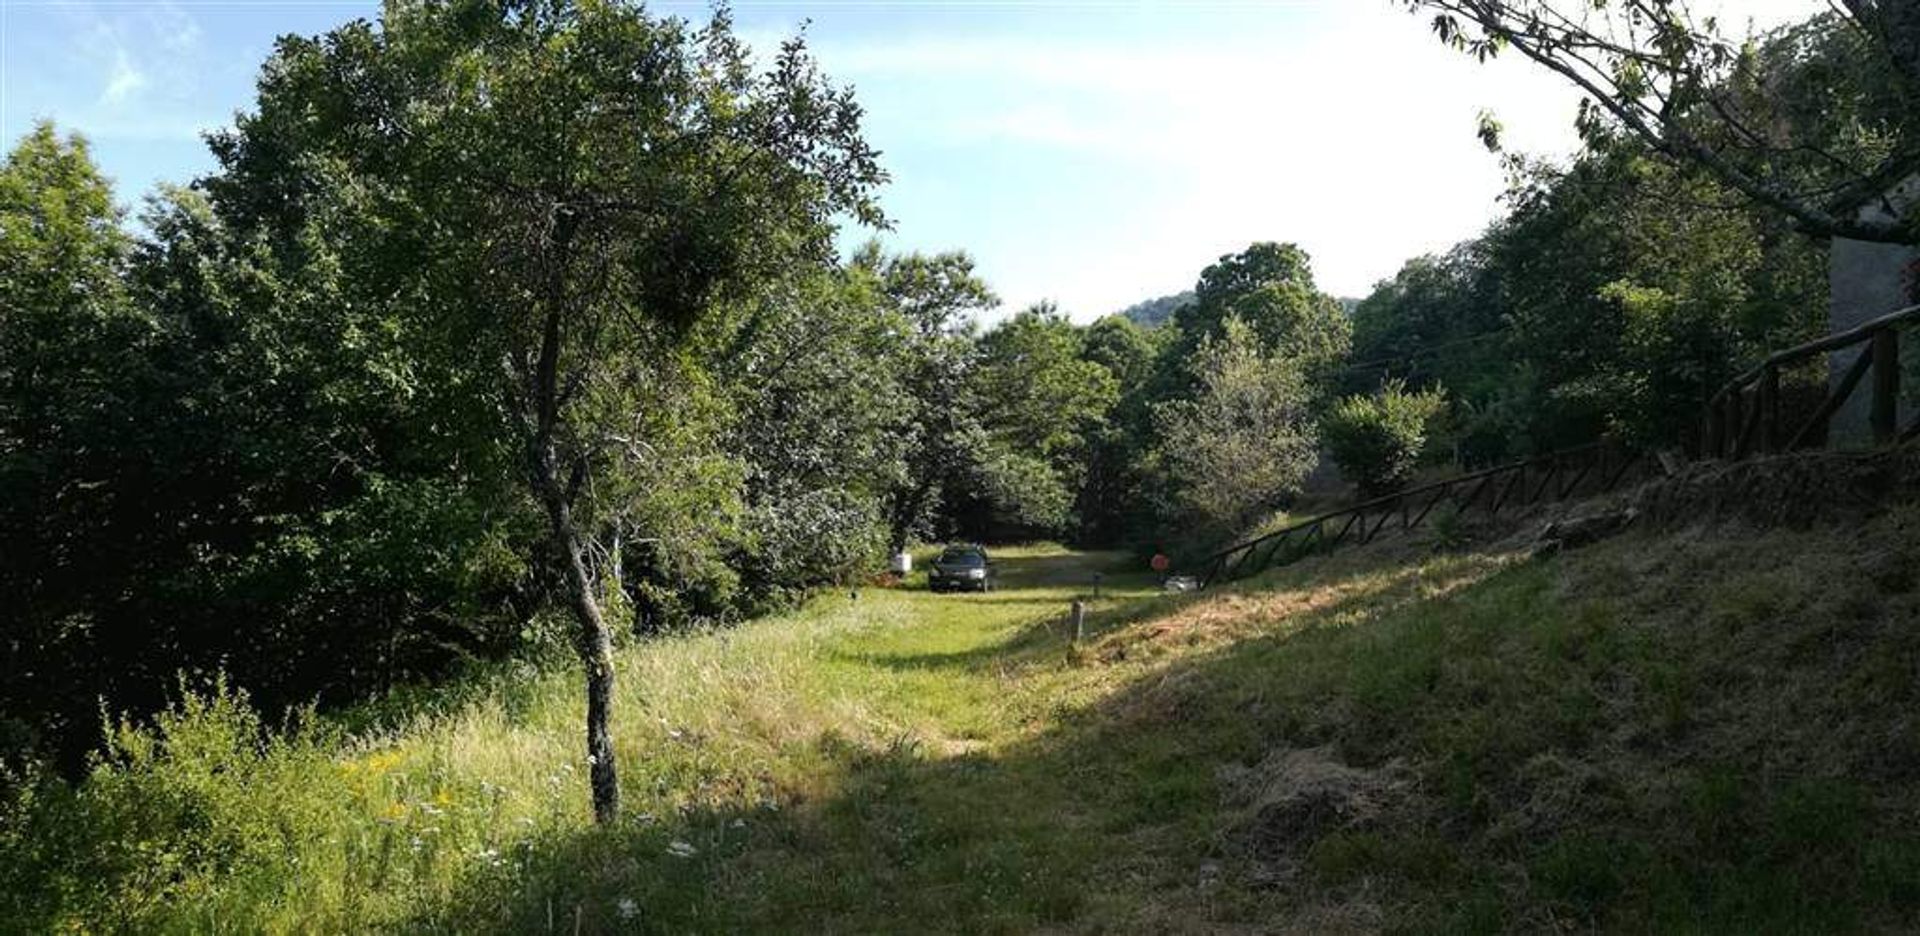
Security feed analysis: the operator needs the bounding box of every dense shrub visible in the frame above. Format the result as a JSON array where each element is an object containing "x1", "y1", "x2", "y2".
[{"x1": 1321, "y1": 380, "x2": 1448, "y2": 498}]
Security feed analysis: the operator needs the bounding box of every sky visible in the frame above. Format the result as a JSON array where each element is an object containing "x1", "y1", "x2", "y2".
[{"x1": 0, "y1": 0, "x2": 1826, "y2": 320}]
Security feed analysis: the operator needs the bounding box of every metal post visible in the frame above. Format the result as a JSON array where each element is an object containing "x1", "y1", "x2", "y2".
[{"x1": 1070, "y1": 600, "x2": 1086, "y2": 643}]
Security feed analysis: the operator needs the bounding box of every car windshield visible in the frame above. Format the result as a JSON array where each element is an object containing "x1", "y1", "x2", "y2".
[{"x1": 937, "y1": 549, "x2": 986, "y2": 567}]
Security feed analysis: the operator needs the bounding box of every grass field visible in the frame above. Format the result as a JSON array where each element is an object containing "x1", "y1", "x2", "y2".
[{"x1": 9, "y1": 515, "x2": 1920, "y2": 933}]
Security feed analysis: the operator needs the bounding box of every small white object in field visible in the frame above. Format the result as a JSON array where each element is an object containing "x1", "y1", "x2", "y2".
[
  {"x1": 890, "y1": 551, "x2": 912, "y2": 575},
  {"x1": 617, "y1": 898, "x2": 639, "y2": 920},
  {"x1": 1163, "y1": 576, "x2": 1199, "y2": 593},
  {"x1": 667, "y1": 839, "x2": 698, "y2": 858}
]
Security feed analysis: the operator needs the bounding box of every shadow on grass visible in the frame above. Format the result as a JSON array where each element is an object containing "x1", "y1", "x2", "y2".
[
  {"x1": 831, "y1": 588, "x2": 1178, "y2": 674},
  {"x1": 411, "y1": 539, "x2": 1920, "y2": 934}
]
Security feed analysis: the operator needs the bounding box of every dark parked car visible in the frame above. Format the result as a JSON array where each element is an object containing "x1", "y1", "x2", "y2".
[{"x1": 928, "y1": 545, "x2": 997, "y2": 593}]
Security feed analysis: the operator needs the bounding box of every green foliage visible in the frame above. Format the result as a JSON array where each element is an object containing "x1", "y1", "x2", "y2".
[
  {"x1": 1321, "y1": 379, "x2": 1448, "y2": 497},
  {"x1": 963, "y1": 304, "x2": 1119, "y2": 537},
  {"x1": 1, "y1": 679, "x2": 343, "y2": 931},
  {"x1": 719, "y1": 269, "x2": 909, "y2": 594},
  {"x1": 1074, "y1": 315, "x2": 1164, "y2": 544},
  {"x1": 1114, "y1": 290, "x2": 1193, "y2": 328},
  {"x1": 1148, "y1": 317, "x2": 1318, "y2": 551},
  {"x1": 1351, "y1": 135, "x2": 1826, "y2": 461},
  {"x1": 1346, "y1": 241, "x2": 1503, "y2": 401},
  {"x1": 861, "y1": 244, "x2": 999, "y2": 552},
  {"x1": 1174, "y1": 242, "x2": 1352, "y2": 389}
]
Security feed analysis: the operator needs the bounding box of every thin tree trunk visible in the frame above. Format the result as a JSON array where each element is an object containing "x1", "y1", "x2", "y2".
[
  {"x1": 553, "y1": 485, "x2": 620, "y2": 825},
  {"x1": 534, "y1": 444, "x2": 620, "y2": 824},
  {"x1": 528, "y1": 290, "x2": 620, "y2": 824}
]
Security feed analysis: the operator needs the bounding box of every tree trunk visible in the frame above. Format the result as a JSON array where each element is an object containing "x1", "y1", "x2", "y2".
[
  {"x1": 887, "y1": 479, "x2": 935, "y2": 556},
  {"x1": 534, "y1": 448, "x2": 621, "y2": 825},
  {"x1": 527, "y1": 287, "x2": 619, "y2": 824}
]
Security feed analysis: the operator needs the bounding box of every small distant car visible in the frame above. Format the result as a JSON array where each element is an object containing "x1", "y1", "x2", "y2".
[{"x1": 928, "y1": 544, "x2": 997, "y2": 593}]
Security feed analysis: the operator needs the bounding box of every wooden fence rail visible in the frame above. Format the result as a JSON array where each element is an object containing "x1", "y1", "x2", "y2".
[
  {"x1": 1183, "y1": 304, "x2": 1920, "y2": 592},
  {"x1": 1191, "y1": 440, "x2": 1646, "y2": 589},
  {"x1": 1703, "y1": 303, "x2": 1920, "y2": 459}
]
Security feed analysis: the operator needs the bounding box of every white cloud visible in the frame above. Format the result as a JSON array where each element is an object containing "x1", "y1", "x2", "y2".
[
  {"x1": 100, "y1": 49, "x2": 147, "y2": 106},
  {"x1": 809, "y1": 0, "x2": 1826, "y2": 318}
]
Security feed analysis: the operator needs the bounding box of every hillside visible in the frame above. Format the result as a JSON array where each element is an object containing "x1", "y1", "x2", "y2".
[
  {"x1": 9, "y1": 503, "x2": 1920, "y2": 932},
  {"x1": 1116, "y1": 290, "x2": 1195, "y2": 327}
]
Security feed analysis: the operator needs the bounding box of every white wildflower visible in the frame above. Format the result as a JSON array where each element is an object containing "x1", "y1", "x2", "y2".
[
  {"x1": 666, "y1": 840, "x2": 698, "y2": 858},
  {"x1": 617, "y1": 898, "x2": 639, "y2": 920}
]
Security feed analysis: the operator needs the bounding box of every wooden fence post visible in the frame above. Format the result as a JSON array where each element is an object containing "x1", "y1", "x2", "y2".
[
  {"x1": 1872, "y1": 327, "x2": 1900, "y2": 444},
  {"x1": 1706, "y1": 394, "x2": 1726, "y2": 458},
  {"x1": 1727, "y1": 388, "x2": 1747, "y2": 459},
  {"x1": 1757, "y1": 365, "x2": 1780, "y2": 454}
]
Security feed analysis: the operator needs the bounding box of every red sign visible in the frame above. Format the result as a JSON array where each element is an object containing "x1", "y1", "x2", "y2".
[{"x1": 1150, "y1": 553, "x2": 1170, "y2": 572}]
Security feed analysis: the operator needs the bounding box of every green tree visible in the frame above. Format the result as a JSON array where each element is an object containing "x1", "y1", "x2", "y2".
[
  {"x1": 0, "y1": 124, "x2": 142, "y2": 760},
  {"x1": 204, "y1": 1, "x2": 884, "y2": 822},
  {"x1": 1173, "y1": 242, "x2": 1352, "y2": 389},
  {"x1": 1075, "y1": 315, "x2": 1162, "y2": 544},
  {"x1": 964, "y1": 304, "x2": 1119, "y2": 537},
  {"x1": 1148, "y1": 317, "x2": 1318, "y2": 550},
  {"x1": 718, "y1": 265, "x2": 912, "y2": 596},
  {"x1": 1321, "y1": 379, "x2": 1450, "y2": 498},
  {"x1": 1347, "y1": 242, "x2": 1504, "y2": 399},
  {"x1": 1402, "y1": 2, "x2": 1920, "y2": 243},
  {"x1": 864, "y1": 246, "x2": 998, "y2": 554}
]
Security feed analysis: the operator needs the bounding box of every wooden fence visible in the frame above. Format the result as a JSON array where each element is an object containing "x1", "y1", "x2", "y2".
[
  {"x1": 1187, "y1": 303, "x2": 1920, "y2": 591},
  {"x1": 1704, "y1": 303, "x2": 1920, "y2": 459},
  {"x1": 1193, "y1": 441, "x2": 1646, "y2": 589}
]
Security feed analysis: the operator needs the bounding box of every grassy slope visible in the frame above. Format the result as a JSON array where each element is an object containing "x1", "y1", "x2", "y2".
[{"x1": 10, "y1": 512, "x2": 1920, "y2": 933}]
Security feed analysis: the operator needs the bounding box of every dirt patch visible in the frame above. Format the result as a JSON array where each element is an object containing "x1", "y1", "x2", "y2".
[{"x1": 1219, "y1": 746, "x2": 1412, "y2": 881}]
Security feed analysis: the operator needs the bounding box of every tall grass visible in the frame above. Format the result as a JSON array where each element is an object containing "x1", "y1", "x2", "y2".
[
  {"x1": 2, "y1": 545, "x2": 1146, "y2": 932},
  {"x1": 9, "y1": 519, "x2": 1920, "y2": 933}
]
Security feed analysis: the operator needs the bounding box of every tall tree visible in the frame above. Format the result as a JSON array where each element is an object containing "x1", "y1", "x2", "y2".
[
  {"x1": 718, "y1": 266, "x2": 912, "y2": 594},
  {"x1": 1075, "y1": 315, "x2": 1163, "y2": 545},
  {"x1": 964, "y1": 304, "x2": 1119, "y2": 537},
  {"x1": 1401, "y1": 1, "x2": 1920, "y2": 242},
  {"x1": 863, "y1": 246, "x2": 998, "y2": 554},
  {"x1": 205, "y1": 1, "x2": 883, "y2": 823},
  {"x1": 0, "y1": 124, "x2": 141, "y2": 758},
  {"x1": 1172, "y1": 242, "x2": 1351, "y2": 389},
  {"x1": 1148, "y1": 316, "x2": 1318, "y2": 551}
]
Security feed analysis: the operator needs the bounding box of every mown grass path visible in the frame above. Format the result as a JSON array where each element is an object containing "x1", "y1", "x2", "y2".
[
  {"x1": 518, "y1": 545, "x2": 1190, "y2": 934},
  {"x1": 407, "y1": 544, "x2": 1221, "y2": 934}
]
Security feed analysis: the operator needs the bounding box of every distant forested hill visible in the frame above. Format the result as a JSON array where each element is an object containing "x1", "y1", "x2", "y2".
[{"x1": 1115, "y1": 290, "x2": 1194, "y2": 327}]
